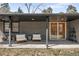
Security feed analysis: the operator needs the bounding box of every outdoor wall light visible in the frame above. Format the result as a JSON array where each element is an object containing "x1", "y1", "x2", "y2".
[{"x1": 32, "y1": 18, "x2": 35, "y2": 20}]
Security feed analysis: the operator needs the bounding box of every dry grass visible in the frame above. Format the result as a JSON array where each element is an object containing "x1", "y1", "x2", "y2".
[{"x1": 0, "y1": 48, "x2": 79, "y2": 56}]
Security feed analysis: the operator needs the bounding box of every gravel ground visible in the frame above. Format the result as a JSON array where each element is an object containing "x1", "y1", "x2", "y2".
[{"x1": 0, "y1": 48, "x2": 79, "y2": 56}]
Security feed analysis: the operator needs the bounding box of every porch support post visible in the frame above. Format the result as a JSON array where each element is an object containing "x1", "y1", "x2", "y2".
[
  {"x1": 57, "y1": 16, "x2": 59, "y2": 39},
  {"x1": 46, "y1": 17, "x2": 49, "y2": 49},
  {"x1": 8, "y1": 16, "x2": 12, "y2": 47},
  {"x1": 46, "y1": 28, "x2": 48, "y2": 49}
]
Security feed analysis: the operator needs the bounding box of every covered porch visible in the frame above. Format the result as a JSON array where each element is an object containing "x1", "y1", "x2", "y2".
[
  {"x1": 0, "y1": 13, "x2": 79, "y2": 48},
  {"x1": 0, "y1": 14, "x2": 49, "y2": 47}
]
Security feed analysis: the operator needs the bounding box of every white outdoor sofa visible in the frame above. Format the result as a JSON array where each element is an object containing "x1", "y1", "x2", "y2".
[
  {"x1": 32, "y1": 34, "x2": 41, "y2": 40},
  {"x1": 16, "y1": 34, "x2": 27, "y2": 42}
]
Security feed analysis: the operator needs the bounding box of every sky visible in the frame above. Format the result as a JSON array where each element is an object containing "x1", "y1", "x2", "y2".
[{"x1": 9, "y1": 3, "x2": 79, "y2": 13}]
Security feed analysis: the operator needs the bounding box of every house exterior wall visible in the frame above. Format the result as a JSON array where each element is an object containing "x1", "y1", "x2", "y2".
[
  {"x1": 19, "y1": 21, "x2": 47, "y2": 40},
  {"x1": 0, "y1": 15, "x2": 68, "y2": 41},
  {"x1": 68, "y1": 19, "x2": 79, "y2": 42}
]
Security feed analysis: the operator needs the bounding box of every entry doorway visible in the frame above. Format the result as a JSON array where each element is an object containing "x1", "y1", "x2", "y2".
[{"x1": 49, "y1": 22, "x2": 66, "y2": 40}]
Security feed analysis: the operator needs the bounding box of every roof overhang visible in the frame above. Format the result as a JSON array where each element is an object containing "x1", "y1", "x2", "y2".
[
  {"x1": 0, "y1": 13, "x2": 79, "y2": 21},
  {"x1": 0, "y1": 13, "x2": 79, "y2": 17}
]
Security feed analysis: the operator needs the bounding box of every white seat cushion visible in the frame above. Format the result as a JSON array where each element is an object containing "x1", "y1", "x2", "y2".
[
  {"x1": 32, "y1": 34, "x2": 41, "y2": 40},
  {"x1": 16, "y1": 34, "x2": 27, "y2": 41}
]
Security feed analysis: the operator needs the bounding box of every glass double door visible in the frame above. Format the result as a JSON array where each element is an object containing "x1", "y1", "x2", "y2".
[{"x1": 50, "y1": 22, "x2": 66, "y2": 40}]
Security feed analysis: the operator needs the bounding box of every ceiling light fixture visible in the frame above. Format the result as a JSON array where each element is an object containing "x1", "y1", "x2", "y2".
[{"x1": 32, "y1": 18, "x2": 35, "y2": 20}]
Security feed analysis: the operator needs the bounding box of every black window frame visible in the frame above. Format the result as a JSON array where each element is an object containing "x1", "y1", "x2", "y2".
[{"x1": 3, "y1": 21, "x2": 20, "y2": 33}]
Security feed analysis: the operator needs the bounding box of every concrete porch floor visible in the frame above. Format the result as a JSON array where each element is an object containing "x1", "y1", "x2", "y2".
[{"x1": 0, "y1": 40, "x2": 79, "y2": 48}]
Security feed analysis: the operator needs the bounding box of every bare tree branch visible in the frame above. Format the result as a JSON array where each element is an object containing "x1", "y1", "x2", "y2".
[
  {"x1": 33, "y1": 4, "x2": 43, "y2": 13},
  {"x1": 25, "y1": 3, "x2": 32, "y2": 13},
  {"x1": 25, "y1": 3, "x2": 29, "y2": 13},
  {"x1": 28, "y1": 3, "x2": 32, "y2": 13},
  {"x1": 25, "y1": 3, "x2": 43, "y2": 13}
]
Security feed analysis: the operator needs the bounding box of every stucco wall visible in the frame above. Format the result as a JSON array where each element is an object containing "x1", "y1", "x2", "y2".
[
  {"x1": 20, "y1": 22, "x2": 47, "y2": 39},
  {"x1": 68, "y1": 19, "x2": 79, "y2": 42}
]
